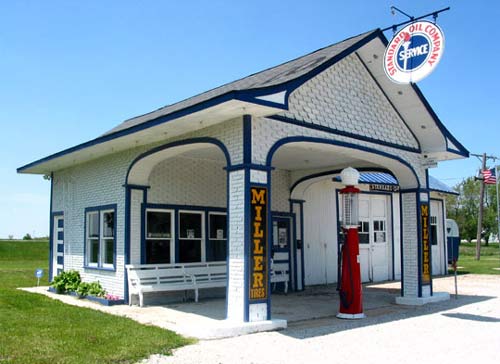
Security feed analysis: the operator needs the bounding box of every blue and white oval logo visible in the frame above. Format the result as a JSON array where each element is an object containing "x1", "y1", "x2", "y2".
[{"x1": 384, "y1": 21, "x2": 445, "y2": 84}]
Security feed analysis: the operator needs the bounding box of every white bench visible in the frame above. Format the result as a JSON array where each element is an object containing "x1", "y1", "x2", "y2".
[
  {"x1": 126, "y1": 262, "x2": 227, "y2": 307},
  {"x1": 271, "y1": 260, "x2": 289, "y2": 294},
  {"x1": 126, "y1": 260, "x2": 289, "y2": 306}
]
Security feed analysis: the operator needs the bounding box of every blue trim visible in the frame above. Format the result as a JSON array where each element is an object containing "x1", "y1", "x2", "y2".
[
  {"x1": 290, "y1": 167, "x2": 397, "y2": 195},
  {"x1": 225, "y1": 163, "x2": 273, "y2": 172},
  {"x1": 50, "y1": 210, "x2": 64, "y2": 281},
  {"x1": 265, "y1": 136, "x2": 420, "y2": 189},
  {"x1": 125, "y1": 137, "x2": 232, "y2": 184},
  {"x1": 399, "y1": 192, "x2": 404, "y2": 297},
  {"x1": 244, "y1": 170, "x2": 250, "y2": 322},
  {"x1": 83, "y1": 204, "x2": 118, "y2": 272},
  {"x1": 355, "y1": 53, "x2": 422, "y2": 151},
  {"x1": 140, "y1": 203, "x2": 146, "y2": 264},
  {"x1": 271, "y1": 215, "x2": 293, "y2": 292},
  {"x1": 290, "y1": 200, "x2": 306, "y2": 290},
  {"x1": 389, "y1": 194, "x2": 395, "y2": 280},
  {"x1": 243, "y1": 115, "x2": 252, "y2": 165},
  {"x1": 57, "y1": 219, "x2": 64, "y2": 228},
  {"x1": 266, "y1": 170, "x2": 272, "y2": 320},
  {"x1": 123, "y1": 184, "x2": 150, "y2": 190},
  {"x1": 57, "y1": 231, "x2": 64, "y2": 241},
  {"x1": 48, "y1": 174, "x2": 54, "y2": 281},
  {"x1": 124, "y1": 185, "x2": 132, "y2": 304},
  {"x1": 269, "y1": 115, "x2": 421, "y2": 153}
]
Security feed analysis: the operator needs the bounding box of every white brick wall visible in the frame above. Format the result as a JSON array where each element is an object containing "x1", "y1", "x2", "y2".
[
  {"x1": 51, "y1": 117, "x2": 244, "y2": 299},
  {"x1": 130, "y1": 189, "x2": 144, "y2": 264},
  {"x1": 148, "y1": 156, "x2": 226, "y2": 207},
  {"x1": 271, "y1": 169, "x2": 291, "y2": 212},
  {"x1": 283, "y1": 54, "x2": 419, "y2": 150},
  {"x1": 401, "y1": 192, "x2": 418, "y2": 297},
  {"x1": 227, "y1": 169, "x2": 245, "y2": 321}
]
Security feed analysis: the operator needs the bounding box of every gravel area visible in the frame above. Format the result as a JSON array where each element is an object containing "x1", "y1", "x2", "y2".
[{"x1": 139, "y1": 275, "x2": 500, "y2": 364}]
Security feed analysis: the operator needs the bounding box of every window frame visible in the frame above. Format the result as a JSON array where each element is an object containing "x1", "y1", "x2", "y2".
[
  {"x1": 144, "y1": 208, "x2": 175, "y2": 264},
  {"x1": 84, "y1": 205, "x2": 117, "y2": 271},
  {"x1": 207, "y1": 211, "x2": 227, "y2": 262},
  {"x1": 178, "y1": 210, "x2": 205, "y2": 263}
]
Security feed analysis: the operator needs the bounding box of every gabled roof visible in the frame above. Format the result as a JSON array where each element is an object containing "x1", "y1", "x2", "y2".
[
  {"x1": 103, "y1": 30, "x2": 377, "y2": 136},
  {"x1": 18, "y1": 28, "x2": 468, "y2": 175}
]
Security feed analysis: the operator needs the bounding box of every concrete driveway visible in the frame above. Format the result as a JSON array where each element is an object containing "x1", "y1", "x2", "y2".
[{"x1": 140, "y1": 274, "x2": 500, "y2": 364}]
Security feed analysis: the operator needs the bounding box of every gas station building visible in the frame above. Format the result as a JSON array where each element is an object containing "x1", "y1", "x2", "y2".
[{"x1": 18, "y1": 29, "x2": 467, "y2": 326}]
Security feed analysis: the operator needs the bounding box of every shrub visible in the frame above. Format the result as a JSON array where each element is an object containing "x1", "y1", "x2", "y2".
[
  {"x1": 87, "y1": 281, "x2": 106, "y2": 298},
  {"x1": 23, "y1": 233, "x2": 32, "y2": 240},
  {"x1": 76, "y1": 282, "x2": 91, "y2": 297},
  {"x1": 51, "y1": 270, "x2": 81, "y2": 294}
]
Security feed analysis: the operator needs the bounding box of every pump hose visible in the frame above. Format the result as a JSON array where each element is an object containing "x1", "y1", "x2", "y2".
[{"x1": 339, "y1": 235, "x2": 355, "y2": 309}]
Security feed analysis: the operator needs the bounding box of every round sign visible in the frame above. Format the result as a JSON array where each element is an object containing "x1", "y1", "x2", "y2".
[
  {"x1": 383, "y1": 21, "x2": 445, "y2": 84},
  {"x1": 35, "y1": 268, "x2": 43, "y2": 278}
]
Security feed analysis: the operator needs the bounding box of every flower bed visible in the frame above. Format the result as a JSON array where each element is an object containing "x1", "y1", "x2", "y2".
[{"x1": 48, "y1": 286, "x2": 125, "y2": 306}]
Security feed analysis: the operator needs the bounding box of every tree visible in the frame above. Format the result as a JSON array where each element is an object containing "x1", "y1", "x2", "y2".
[
  {"x1": 22, "y1": 233, "x2": 32, "y2": 240},
  {"x1": 445, "y1": 177, "x2": 498, "y2": 244}
]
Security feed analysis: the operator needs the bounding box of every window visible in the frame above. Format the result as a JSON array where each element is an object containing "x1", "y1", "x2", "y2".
[
  {"x1": 430, "y1": 216, "x2": 438, "y2": 245},
  {"x1": 179, "y1": 211, "x2": 203, "y2": 263},
  {"x1": 373, "y1": 220, "x2": 386, "y2": 243},
  {"x1": 207, "y1": 213, "x2": 227, "y2": 261},
  {"x1": 85, "y1": 206, "x2": 116, "y2": 269},
  {"x1": 145, "y1": 209, "x2": 173, "y2": 264},
  {"x1": 358, "y1": 220, "x2": 370, "y2": 244}
]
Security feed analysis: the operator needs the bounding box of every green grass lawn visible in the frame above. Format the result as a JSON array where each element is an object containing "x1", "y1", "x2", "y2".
[
  {"x1": 0, "y1": 240, "x2": 192, "y2": 364},
  {"x1": 450, "y1": 242, "x2": 500, "y2": 275}
]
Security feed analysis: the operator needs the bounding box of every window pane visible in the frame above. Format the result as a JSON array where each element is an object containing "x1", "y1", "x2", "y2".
[
  {"x1": 431, "y1": 226, "x2": 438, "y2": 245},
  {"x1": 104, "y1": 239, "x2": 114, "y2": 264},
  {"x1": 374, "y1": 232, "x2": 386, "y2": 243},
  {"x1": 207, "y1": 240, "x2": 227, "y2": 261},
  {"x1": 209, "y1": 214, "x2": 226, "y2": 239},
  {"x1": 103, "y1": 211, "x2": 115, "y2": 238},
  {"x1": 88, "y1": 212, "x2": 99, "y2": 238},
  {"x1": 147, "y1": 211, "x2": 171, "y2": 238},
  {"x1": 146, "y1": 239, "x2": 171, "y2": 264},
  {"x1": 359, "y1": 233, "x2": 369, "y2": 244},
  {"x1": 180, "y1": 213, "x2": 202, "y2": 238},
  {"x1": 179, "y1": 240, "x2": 201, "y2": 263},
  {"x1": 89, "y1": 239, "x2": 99, "y2": 263}
]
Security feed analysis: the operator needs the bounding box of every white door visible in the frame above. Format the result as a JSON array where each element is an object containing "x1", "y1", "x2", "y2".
[
  {"x1": 357, "y1": 194, "x2": 390, "y2": 283},
  {"x1": 52, "y1": 215, "x2": 64, "y2": 280},
  {"x1": 431, "y1": 201, "x2": 444, "y2": 275},
  {"x1": 304, "y1": 181, "x2": 338, "y2": 285},
  {"x1": 371, "y1": 196, "x2": 389, "y2": 281}
]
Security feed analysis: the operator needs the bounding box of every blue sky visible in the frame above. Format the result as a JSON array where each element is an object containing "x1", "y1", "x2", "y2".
[{"x1": 1, "y1": 1, "x2": 499, "y2": 238}]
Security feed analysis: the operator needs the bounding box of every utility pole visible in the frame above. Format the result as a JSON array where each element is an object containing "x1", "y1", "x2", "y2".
[
  {"x1": 475, "y1": 153, "x2": 487, "y2": 260},
  {"x1": 471, "y1": 153, "x2": 500, "y2": 260}
]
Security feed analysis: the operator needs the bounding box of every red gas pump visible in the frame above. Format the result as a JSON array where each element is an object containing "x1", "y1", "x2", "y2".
[{"x1": 337, "y1": 167, "x2": 365, "y2": 319}]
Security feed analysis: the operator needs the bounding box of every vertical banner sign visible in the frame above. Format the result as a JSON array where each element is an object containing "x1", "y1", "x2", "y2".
[
  {"x1": 421, "y1": 203, "x2": 431, "y2": 284},
  {"x1": 249, "y1": 186, "x2": 268, "y2": 301}
]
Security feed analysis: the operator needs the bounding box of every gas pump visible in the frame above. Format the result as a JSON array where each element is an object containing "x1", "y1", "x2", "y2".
[{"x1": 337, "y1": 167, "x2": 365, "y2": 319}]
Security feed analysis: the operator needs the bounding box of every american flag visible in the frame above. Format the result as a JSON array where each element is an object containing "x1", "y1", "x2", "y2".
[{"x1": 482, "y1": 168, "x2": 497, "y2": 184}]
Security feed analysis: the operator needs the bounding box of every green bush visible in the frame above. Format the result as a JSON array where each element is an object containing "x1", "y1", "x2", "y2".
[
  {"x1": 87, "y1": 281, "x2": 106, "y2": 297},
  {"x1": 51, "y1": 270, "x2": 81, "y2": 294},
  {"x1": 76, "y1": 282, "x2": 91, "y2": 297}
]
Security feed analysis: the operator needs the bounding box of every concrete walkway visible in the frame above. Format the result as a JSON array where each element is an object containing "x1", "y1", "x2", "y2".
[{"x1": 21, "y1": 275, "x2": 500, "y2": 363}]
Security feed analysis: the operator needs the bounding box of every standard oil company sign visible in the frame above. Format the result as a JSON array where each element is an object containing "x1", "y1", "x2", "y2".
[{"x1": 384, "y1": 20, "x2": 445, "y2": 84}]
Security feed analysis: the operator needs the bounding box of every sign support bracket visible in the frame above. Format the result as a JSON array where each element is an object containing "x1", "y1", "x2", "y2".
[{"x1": 382, "y1": 7, "x2": 450, "y2": 32}]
